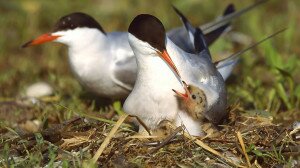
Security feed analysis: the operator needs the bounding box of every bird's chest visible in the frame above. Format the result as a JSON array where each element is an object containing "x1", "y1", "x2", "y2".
[
  {"x1": 68, "y1": 51, "x2": 113, "y2": 91},
  {"x1": 70, "y1": 53, "x2": 101, "y2": 76},
  {"x1": 126, "y1": 86, "x2": 179, "y2": 129},
  {"x1": 132, "y1": 71, "x2": 183, "y2": 119}
]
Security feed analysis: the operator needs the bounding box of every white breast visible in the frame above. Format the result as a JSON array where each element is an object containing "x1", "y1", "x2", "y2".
[
  {"x1": 124, "y1": 54, "x2": 184, "y2": 129},
  {"x1": 63, "y1": 29, "x2": 130, "y2": 99}
]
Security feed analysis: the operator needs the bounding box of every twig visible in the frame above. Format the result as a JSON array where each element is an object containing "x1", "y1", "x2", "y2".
[
  {"x1": 125, "y1": 135, "x2": 159, "y2": 140},
  {"x1": 92, "y1": 113, "x2": 128, "y2": 163},
  {"x1": 54, "y1": 103, "x2": 130, "y2": 126},
  {"x1": 149, "y1": 126, "x2": 182, "y2": 154},
  {"x1": 44, "y1": 140, "x2": 75, "y2": 158},
  {"x1": 182, "y1": 130, "x2": 246, "y2": 168},
  {"x1": 4, "y1": 126, "x2": 19, "y2": 136},
  {"x1": 236, "y1": 131, "x2": 251, "y2": 167},
  {"x1": 77, "y1": 111, "x2": 117, "y2": 125},
  {"x1": 254, "y1": 159, "x2": 262, "y2": 168},
  {"x1": 129, "y1": 115, "x2": 151, "y2": 135},
  {"x1": 206, "y1": 138, "x2": 236, "y2": 143},
  {"x1": 257, "y1": 145, "x2": 300, "y2": 153},
  {"x1": 143, "y1": 139, "x2": 181, "y2": 147}
]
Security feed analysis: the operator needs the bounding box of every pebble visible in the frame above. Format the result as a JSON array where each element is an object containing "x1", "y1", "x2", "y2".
[{"x1": 25, "y1": 82, "x2": 53, "y2": 98}]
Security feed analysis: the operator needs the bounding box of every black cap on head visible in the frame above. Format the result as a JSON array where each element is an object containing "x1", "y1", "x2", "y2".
[
  {"x1": 53, "y1": 12, "x2": 106, "y2": 34},
  {"x1": 128, "y1": 14, "x2": 166, "y2": 52}
]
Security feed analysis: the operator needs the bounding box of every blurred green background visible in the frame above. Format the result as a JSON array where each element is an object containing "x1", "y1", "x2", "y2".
[{"x1": 0, "y1": 0, "x2": 299, "y2": 123}]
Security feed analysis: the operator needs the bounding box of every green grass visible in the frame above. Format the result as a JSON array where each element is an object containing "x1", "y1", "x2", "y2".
[{"x1": 0, "y1": 0, "x2": 299, "y2": 167}]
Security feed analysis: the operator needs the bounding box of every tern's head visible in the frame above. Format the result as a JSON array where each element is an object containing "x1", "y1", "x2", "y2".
[
  {"x1": 22, "y1": 12, "x2": 106, "y2": 47},
  {"x1": 128, "y1": 14, "x2": 180, "y2": 77},
  {"x1": 173, "y1": 81, "x2": 207, "y2": 119}
]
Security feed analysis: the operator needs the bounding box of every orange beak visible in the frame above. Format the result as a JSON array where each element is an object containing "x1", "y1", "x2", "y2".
[
  {"x1": 172, "y1": 81, "x2": 190, "y2": 99},
  {"x1": 22, "y1": 33, "x2": 61, "y2": 48},
  {"x1": 157, "y1": 50, "x2": 181, "y2": 77}
]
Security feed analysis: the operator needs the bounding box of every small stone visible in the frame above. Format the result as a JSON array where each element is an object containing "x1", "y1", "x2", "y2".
[
  {"x1": 204, "y1": 157, "x2": 210, "y2": 161},
  {"x1": 19, "y1": 120, "x2": 40, "y2": 132},
  {"x1": 25, "y1": 82, "x2": 53, "y2": 98}
]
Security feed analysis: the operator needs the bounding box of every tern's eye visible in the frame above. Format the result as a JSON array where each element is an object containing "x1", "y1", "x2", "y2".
[{"x1": 192, "y1": 94, "x2": 196, "y2": 99}]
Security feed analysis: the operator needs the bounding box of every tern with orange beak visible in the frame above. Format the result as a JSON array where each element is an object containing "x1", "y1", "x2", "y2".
[
  {"x1": 124, "y1": 14, "x2": 226, "y2": 136},
  {"x1": 21, "y1": 2, "x2": 263, "y2": 100}
]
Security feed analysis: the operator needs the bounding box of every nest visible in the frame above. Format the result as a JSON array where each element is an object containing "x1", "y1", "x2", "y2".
[{"x1": 0, "y1": 104, "x2": 299, "y2": 167}]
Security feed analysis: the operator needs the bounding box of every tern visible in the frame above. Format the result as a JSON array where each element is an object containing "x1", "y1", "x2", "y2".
[
  {"x1": 22, "y1": 1, "x2": 265, "y2": 100},
  {"x1": 124, "y1": 14, "x2": 226, "y2": 136}
]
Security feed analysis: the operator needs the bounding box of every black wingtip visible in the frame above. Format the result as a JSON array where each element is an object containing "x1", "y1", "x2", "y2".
[
  {"x1": 172, "y1": 5, "x2": 189, "y2": 25},
  {"x1": 21, "y1": 40, "x2": 33, "y2": 48},
  {"x1": 203, "y1": 4, "x2": 235, "y2": 47},
  {"x1": 194, "y1": 27, "x2": 208, "y2": 53},
  {"x1": 223, "y1": 4, "x2": 235, "y2": 16}
]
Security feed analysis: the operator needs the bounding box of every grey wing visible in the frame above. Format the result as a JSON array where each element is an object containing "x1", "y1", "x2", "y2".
[
  {"x1": 167, "y1": 27, "x2": 194, "y2": 53},
  {"x1": 108, "y1": 32, "x2": 137, "y2": 91},
  {"x1": 112, "y1": 55, "x2": 137, "y2": 91},
  {"x1": 215, "y1": 56, "x2": 239, "y2": 81}
]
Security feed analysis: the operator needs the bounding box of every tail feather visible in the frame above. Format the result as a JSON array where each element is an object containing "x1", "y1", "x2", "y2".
[
  {"x1": 204, "y1": 4, "x2": 235, "y2": 45},
  {"x1": 202, "y1": 0, "x2": 269, "y2": 34},
  {"x1": 216, "y1": 28, "x2": 286, "y2": 80},
  {"x1": 172, "y1": 6, "x2": 196, "y2": 48}
]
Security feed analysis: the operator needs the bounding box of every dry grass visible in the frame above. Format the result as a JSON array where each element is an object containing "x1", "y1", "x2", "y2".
[
  {"x1": 0, "y1": 0, "x2": 300, "y2": 167},
  {"x1": 1, "y1": 103, "x2": 299, "y2": 167}
]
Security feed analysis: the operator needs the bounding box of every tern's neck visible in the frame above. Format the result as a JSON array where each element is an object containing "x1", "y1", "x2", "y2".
[
  {"x1": 65, "y1": 30, "x2": 110, "y2": 81},
  {"x1": 135, "y1": 51, "x2": 181, "y2": 91},
  {"x1": 67, "y1": 30, "x2": 107, "y2": 56}
]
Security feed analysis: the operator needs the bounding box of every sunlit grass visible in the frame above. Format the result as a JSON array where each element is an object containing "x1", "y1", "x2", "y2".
[{"x1": 0, "y1": 0, "x2": 299, "y2": 166}]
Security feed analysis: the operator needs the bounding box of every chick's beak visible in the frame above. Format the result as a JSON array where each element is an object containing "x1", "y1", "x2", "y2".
[
  {"x1": 22, "y1": 33, "x2": 61, "y2": 48},
  {"x1": 172, "y1": 81, "x2": 190, "y2": 99},
  {"x1": 172, "y1": 89, "x2": 188, "y2": 98},
  {"x1": 157, "y1": 50, "x2": 180, "y2": 77}
]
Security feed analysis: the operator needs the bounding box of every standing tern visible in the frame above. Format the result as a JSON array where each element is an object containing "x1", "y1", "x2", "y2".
[
  {"x1": 124, "y1": 14, "x2": 226, "y2": 136},
  {"x1": 21, "y1": 1, "x2": 265, "y2": 100}
]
